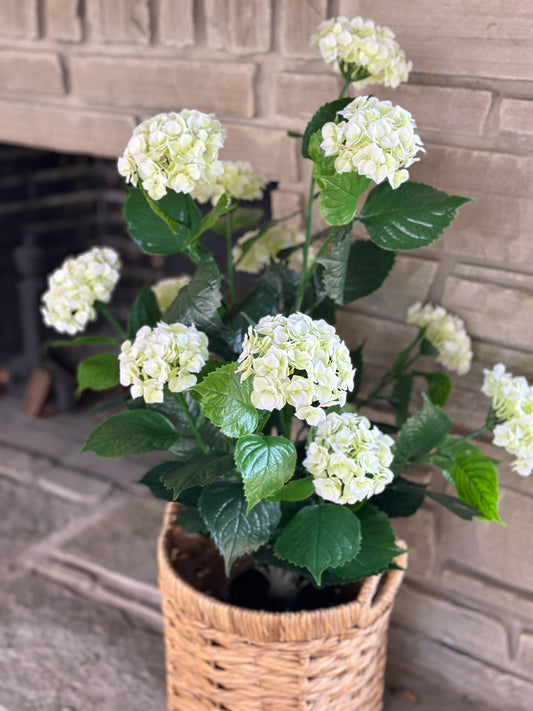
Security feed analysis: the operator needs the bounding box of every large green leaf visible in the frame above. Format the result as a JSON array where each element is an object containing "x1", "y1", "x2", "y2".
[
  {"x1": 301, "y1": 98, "x2": 352, "y2": 159},
  {"x1": 82, "y1": 410, "x2": 178, "y2": 457},
  {"x1": 315, "y1": 172, "x2": 372, "y2": 226},
  {"x1": 124, "y1": 187, "x2": 188, "y2": 255},
  {"x1": 392, "y1": 394, "x2": 451, "y2": 473},
  {"x1": 359, "y1": 181, "x2": 472, "y2": 251},
  {"x1": 139, "y1": 467, "x2": 175, "y2": 502},
  {"x1": 211, "y1": 206, "x2": 263, "y2": 236},
  {"x1": 228, "y1": 282, "x2": 278, "y2": 351},
  {"x1": 235, "y1": 434, "x2": 297, "y2": 512},
  {"x1": 450, "y1": 450, "x2": 502, "y2": 522},
  {"x1": 157, "y1": 189, "x2": 202, "y2": 236},
  {"x1": 194, "y1": 362, "x2": 258, "y2": 438},
  {"x1": 317, "y1": 226, "x2": 352, "y2": 305},
  {"x1": 343, "y1": 240, "x2": 395, "y2": 304},
  {"x1": 266, "y1": 476, "x2": 315, "y2": 502},
  {"x1": 199, "y1": 481, "x2": 281, "y2": 574},
  {"x1": 389, "y1": 373, "x2": 414, "y2": 428},
  {"x1": 414, "y1": 371, "x2": 452, "y2": 407},
  {"x1": 258, "y1": 263, "x2": 299, "y2": 314},
  {"x1": 424, "y1": 490, "x2": 482, "y2": 520},
  {"x1": 77, "y1": 353, "x2": 119, "y2": 395},
  {"x1": 163, "y1": 255, "x2": 223, "y2": 332},
  {"x1": 128, "y1": 283, "x2": 161, "y2": 338},
  {"x1": 274, "y1": 504, "x2": 361, "y2": 585},
  {"x1": 145, "y1": 451, "x2": 235, "y2": 500},
  {"x1": 321, "y1": 504, "x2": 403, "y2": 584},
  {"x1": 372, "y1": 476, "x2": 426, "y2": 518}
]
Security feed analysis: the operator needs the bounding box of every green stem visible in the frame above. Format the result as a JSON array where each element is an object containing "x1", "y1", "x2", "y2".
[
  {"x1": 225, "y1": 212, "x2": 237, "y2": 305},
  {"x1": 339, "y1": 74, "x2": 351, "y2": 99},
  {"x1": 177, "y1": 393, "x2": 207, "y2": 454},
  {"x1": 294, "y1": 174, "x2": 317, "y2": 311},
  {"x1": 255, "y1": 411, "x2": 271, "y2": 434},
  {"x1": 95, "y1": 302, "x2": 127, "y2": 340},
  {"x1": 358, "y1": 351, "x2": 422, "y2": 410},
  {"x1": 434, "y1": 425, "x2": 491, "y2": 458}
]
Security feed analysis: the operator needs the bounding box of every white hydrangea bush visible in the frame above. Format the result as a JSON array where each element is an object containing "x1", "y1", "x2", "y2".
[
  {"x1": 191, "y1": 161, "x2": 267, "y2": 205},
  {"x1": 320, "y1": 96, "x2": 424, "y2": 189},
  {"x1": 41, "y1": 247, "x2": 120, "y2": 335},
  {"x1": 312, "y1": 16, "x2": 412, "y2": 88},
  {"x1": 483, "y1": 364, "x2": 533, "y2": 476},
  {"x1": 151, "y1": 275, "x2": 191, "y2": 312},
  {"x1": 237, "y1": 313, "x2": 354, "y2": 425},
  {"x1": 119, "y1": 322, "x2": 209, "y2": 404},
  {"x1": 304, "y1": 412, "x2": 394, "y2": 504},
  {"x1": 118, "y1": 110, "x2": 226, "y2": 200},
  {"x1": 407, "y1": 302, "x2": 472, "y2": 375}
]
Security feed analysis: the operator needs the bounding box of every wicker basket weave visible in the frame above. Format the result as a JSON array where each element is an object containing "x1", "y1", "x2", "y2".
[{"x1": 158, "y1": 502, "x2": 407, "y2": 711}]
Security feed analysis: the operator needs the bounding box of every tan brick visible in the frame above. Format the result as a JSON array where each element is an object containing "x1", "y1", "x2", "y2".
[
  {"x1": 500, "y1": 98, "x2": 533, "y2": 137},
  {"x1": 0, "y1": 51, "x2": 64, "y2": 96},
  {"x1": 389, "y1": 627, "x2": 533, "y2": 711},
  {"x1": 70, "y1": 56, "x2": 256, "y2": 118},
  {"x1": 222, "y1": 123, "x2": 299, "y2": 182},
  {"x1": 274, "y1": 73, "x2": 341, "y2": 118},
  {"x1": 352, "y1": 255, "x2": 438, "y2": 321},
  {"x1": 158, "y1": 0, "x2": 194, "y2": 47},
  {"x1": 206, "y1": 0, "x2": 272, "y2": 53},
  {"x1": 271, "y1": 190, "x2": 303, "y2": 228},
  {"x1": 393, "y1": 585, "x2": 509, "y2": 668},
  {"x1": 281, "y1": 0, "x2": 327, "y2": 58},
  {"x1": 87, "y1": 0, "x2": 150, "y2": 43},
  {"x1": 409, "y1": 145, "x2": 533, "y2": 267},
  {"x1": 392, "y1": 508, "x2": 437, "y2": 581},
  {"x1": 441, "y1": 488, "x2": 533, "y2": 591},
  {"x1": 517, "y1": 633, "x2": 533, "y2": 678},
  {"x1": 44, "y1": 0, "x2": 82, "y2": 41},
  {"x1": 376, "y1": 85, "x2": 492, "y2": 137},
  {"x1": 339, "y1": 1, "x2": 533, "y2": 80},
  {"x1": 336, "y1": 310, "x2": 413, "y2": 365},
  {"x1": 1, "y1": 0, "x2": 38, "y2": 38},
  {"x1": 442, "y1": 276, "x2": 533, "y2": 352},
  {"x1": 0, "y1": 101, "x2": 135, "y2": 158}
]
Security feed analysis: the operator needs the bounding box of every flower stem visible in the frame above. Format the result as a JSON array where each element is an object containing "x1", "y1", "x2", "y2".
[
  {"x1": 225, "y1": 212, "x2": 237, "y2": 305},
  {"x1": 177, "y1": 393, "x2": 207, "y2": 454},
  {"x1": 95, "y1": 302, "x2": 127, "y2": 340},
  {"x1": 434, "y1": 425, "x2": 491, "y2": 457},
  {"x1": 294, "y1": 174, "x2": 317, "y2": 311}
]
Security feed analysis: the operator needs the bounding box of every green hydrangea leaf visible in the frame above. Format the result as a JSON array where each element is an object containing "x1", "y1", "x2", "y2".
[
  {"x1": 145, "y1": 450, "x2": 235, "y2": 500},
  {"x1": 124, "y1": 187, "x2": 190, "y2": 255},
  {"x1": 450, "y1": 450, "x2": 502, "y2": 523},
  {"x1": 389, "y1": 373, "x2": 414, "y2": 428},
  {"x1": 76, "y1": 353, "x2": 119, "y2": 395},
  {"x1": 162, "y1": 255, "x2": 223, "y2": 332},
  {"x1": 343, "y1": 240, "x2": 395, "y2": 304},
  {"x1": 315, "y1": 171, "x2": 372, "y2": 226},
  {"x1": 359, "y1": 181, "x2": 472, "y2": 251},
  {"x1": 195, "y1": 194, "x2": 232, "y2": 236},
  {"x1": 274, "y1": 504, "x2": 361, "y2": 585},
  {"x1": 82, "y1": 410, "x2": 178, "y2": 457},
  {"x1": 128, "y1": 283, "x2": 161, "y2": 338},
  {"x1": 266, "y1": 476, "x2": 315, "y2": 503},
  {"x1": 414, "y1": 371, "x2": 453, "y2": 407},
  {"x1": 301, "y1": 98, "x2": 353, "y2": 159},
  {"x1": 194, "y1": 362, "x2": 259, "y2": 438},
  {"x1": 392, "y1": 394, "x2": 451, "y2": 473},
  {"x1": 321, "y1": 504, "x2": 403, "y2": 584},
  {"x1": 199, "y1": 481, "x2": 281, "y2": 574},
  {"x1": 235, "y1": 434, "x2": 297, "y2": 512},
  {"x1": 424, "y1": 490, "x2": 482, "y2": 520},
  {"x1": 372, "y1": 477, "x2": 426, "y2": 518}
]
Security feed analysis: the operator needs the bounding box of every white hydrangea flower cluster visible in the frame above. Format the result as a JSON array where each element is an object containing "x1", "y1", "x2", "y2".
[
  {"x1": 119, "y1": 322, "x2": 209, "y2": 404},
  {"x1": 191, "y1": 161, "x2": 267, "y2": 205},
  {"x1": 304, "y1": 412, "x2": 394, "y2": 504},
  {"x1": 311, "y1": 16, "x2": 412, "y2": 88},
  {"x1": 232, "y1": 226, "x2": 305, "y2": 274},
  {"x1": 237, "y1": 313, "x2": 354, "y2": 425},
  {"x1": 41, "y1": 247, "x2": 120, "y2": 335},
  {"x1": 482, "y1": 364, "x2": 533, "y2": 476},
  {"x1": 151, "y1": 275, "x2": 191, "y2": 312},
  {"x1": 118, "y1": 110, "x2": 225, "y2": 200},
  {"x1": 407, "y1": 302, "x2": 472, "y2": 375},
  {"x1": 320, "y1": 96, "x2": 424, "y2": 189}
]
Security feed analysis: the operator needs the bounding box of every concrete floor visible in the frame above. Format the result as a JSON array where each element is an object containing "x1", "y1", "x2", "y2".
[{"x1": 0, "y1": 395, "x2": 493, "y2": 710}]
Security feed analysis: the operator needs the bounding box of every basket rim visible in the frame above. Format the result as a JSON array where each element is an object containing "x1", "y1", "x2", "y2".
[{"x1": 158, "y1": 501, "x2": 407, "y2": 643}]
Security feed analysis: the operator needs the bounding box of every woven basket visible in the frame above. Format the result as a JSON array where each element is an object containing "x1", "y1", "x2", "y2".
[{"x1": 158, "y1": 502, "x2": 407, "y2": 711}]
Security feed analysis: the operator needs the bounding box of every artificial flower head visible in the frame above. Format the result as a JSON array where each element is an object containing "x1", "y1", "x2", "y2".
[
  {"x1": 320, "y1": 96, "x2": 424, "y2": 189},
  {"x1": 312, "y1": 16, "x2": 411, "y2": 88},
  {"x1": 118, "y1": 110, "x2": 225, "y2": 200},
  {"x1": 41, "y1": 247, "x2": 120, "y2": 335},
  {"x1": 304, "y1": 412, "x2": 394, "y2": 504},
  {"x1": 407, "y1": 302, "x2": 472, "y2": 375},
  {"x1": 233, "y1": 226, "x2": 304, "y2": 274},
  {"x1": 119, "y1": 321, "x2": 209, "y2": 404},
  {"x1": 191, "y1": 161, "x2": 267, "y2": 205},
  {"x1": 151, "y1": 275, "x2": 191, "y2": 312},
  {"x1": 237, "y1": 313, "x2": 354, "y2": 425},
  {"x1": 482, "y1": 364, "x2": 533, "y2": 476}
]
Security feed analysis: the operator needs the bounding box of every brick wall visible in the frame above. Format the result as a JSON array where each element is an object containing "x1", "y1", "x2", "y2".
[{"x1": 1, "y1": 1, "x2": 532, "y2": 706}]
